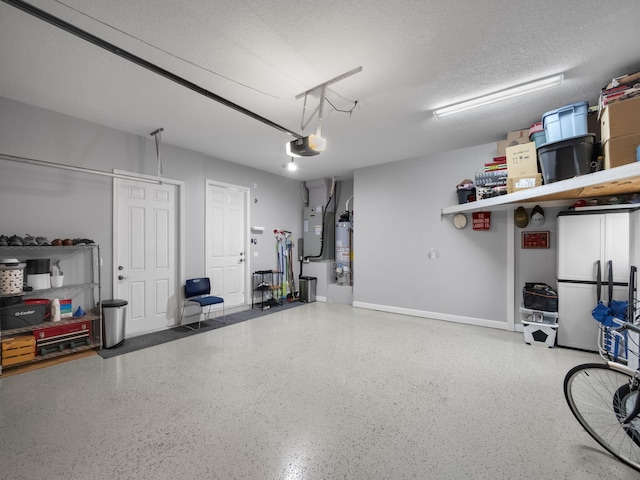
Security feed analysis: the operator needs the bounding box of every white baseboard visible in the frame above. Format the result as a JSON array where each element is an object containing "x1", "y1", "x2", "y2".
[{"x1": 352, "y1": 301, "x2": 509, "y2": 331}]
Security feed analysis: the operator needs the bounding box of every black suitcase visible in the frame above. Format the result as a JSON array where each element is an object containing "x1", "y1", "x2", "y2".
[{"x1": 523, "y1": 283, "x2": 558, "y2": 312}]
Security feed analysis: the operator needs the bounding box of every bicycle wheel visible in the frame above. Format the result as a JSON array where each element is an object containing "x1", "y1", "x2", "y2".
[
  {"x1": 613, "y1": 383, "x2": 640, "y2": 447},
  {"x1": 564, "y1": 363, "x2": 640, "y2": 471}
]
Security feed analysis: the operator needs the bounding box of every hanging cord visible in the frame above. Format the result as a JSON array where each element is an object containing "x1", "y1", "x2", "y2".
[
  {"x1": 298, "y1": 92, "x2": 358, "y2": 134},
  {"x1": 150, "y1": 128, "x2": 164, "y2": 179},
  {"x1": 324, "y1": 98, "x2": 358, "y2": 117}
]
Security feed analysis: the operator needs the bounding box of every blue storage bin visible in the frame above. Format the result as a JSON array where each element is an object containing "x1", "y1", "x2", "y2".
[
  {"x1": 542, "y1": 101, "x2": 588, "y2": 143},
  {"x1": 530, "y1": 131, "x2": 547, "y2": 148}
]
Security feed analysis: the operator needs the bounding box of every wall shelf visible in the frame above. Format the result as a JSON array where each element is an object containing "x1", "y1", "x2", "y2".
[{"x1": 442, "y1": 162, "x2": 640, "y2": 216}]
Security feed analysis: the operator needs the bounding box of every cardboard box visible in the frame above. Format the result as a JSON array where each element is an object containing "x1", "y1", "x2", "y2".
[
  {"x1": 507, "y1": 174, "x2": 542, "y2": 194},
  {"x1": 497, "y1": 134, "x2": 532, "y2": 157},
  {"x1": 507, "y1": 129, "x2": 530, "y2": 141},
  {"x1": 600, "y1": 96, "x2": 640, "y2": 144},
  {"x1": 506, "y1": 142, "x2": 538, "y2": 178},
  {"x1": 603, "y1": 132, "x2": 640, "y2": 169}
]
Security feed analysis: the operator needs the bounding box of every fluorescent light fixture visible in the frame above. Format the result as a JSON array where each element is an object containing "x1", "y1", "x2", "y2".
[
  {"x1": 285, "y1": 134, "x2": 326, "y2": 157},
  {"x1": 433, "y1": 74, "x2": 564, "y2": 118}
]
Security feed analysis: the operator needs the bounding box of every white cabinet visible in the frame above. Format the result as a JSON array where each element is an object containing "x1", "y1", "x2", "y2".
[
  {"x1": 557, "y1": 211, "x2": 630, "y2": 283},
  {"x1": 0, "y1": 245, "x2": 101, "y2": 374},
  {"x1": 557, "y1": 209, "x2": 637, "y2": 351}
]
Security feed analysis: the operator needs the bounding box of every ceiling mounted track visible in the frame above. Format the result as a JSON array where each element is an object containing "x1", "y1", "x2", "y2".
[
  {"x1": 2, "y1": 0, "x2": 302, "y2": 140},
  {"x1": 294, "y1": 67, "x2": 363, "y2": 101}
]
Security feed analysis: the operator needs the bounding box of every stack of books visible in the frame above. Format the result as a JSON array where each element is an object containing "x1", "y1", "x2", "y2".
[
  {"x1": 475, "y1": 157, "x2": 508, "y2": 200},
  {"x1": 599, "y1": 71, "x2": 640, "y2": 111}
]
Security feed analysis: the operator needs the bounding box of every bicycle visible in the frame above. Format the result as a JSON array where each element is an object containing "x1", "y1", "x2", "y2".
[{"x1": 564, "y1": 313, "x2": 640, "y2": 471}]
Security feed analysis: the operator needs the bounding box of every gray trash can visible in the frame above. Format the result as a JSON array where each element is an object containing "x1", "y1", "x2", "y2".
[
  {"x1": 299, "y1": 276, "x2": 317, "y2": 303},
  {"x1": 102, "y1": 299, "x2": 128, "y2": 348}
]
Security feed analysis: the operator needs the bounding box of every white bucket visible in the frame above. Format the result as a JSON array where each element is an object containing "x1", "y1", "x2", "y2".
[
  {"x1": 28, "y1": 273, "x2": 51, "y2": 290},
  {"x1": 0, "y1": 259, "x2": 26, "y2": 295}
]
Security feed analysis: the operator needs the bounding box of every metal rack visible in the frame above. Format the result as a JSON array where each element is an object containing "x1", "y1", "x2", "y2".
[
  {"x1": 0, "y1": 245, "x2": 101, "y2": 374},
  {"x1": 251, "y1": 270, "x2": 283, "y2": 310}
]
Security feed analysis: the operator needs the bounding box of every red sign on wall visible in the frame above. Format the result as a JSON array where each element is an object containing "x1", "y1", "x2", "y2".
[{"x1": 472, "y1": 212, "x2": 491, "y2": 231}]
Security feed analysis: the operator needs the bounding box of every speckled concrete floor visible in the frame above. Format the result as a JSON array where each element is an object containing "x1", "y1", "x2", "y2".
[{"x1": 0, "y1": 302, "x2": 638, "y2": 479}]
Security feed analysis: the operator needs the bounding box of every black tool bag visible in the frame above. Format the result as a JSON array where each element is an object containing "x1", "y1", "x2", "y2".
[{"x1": 523, "y1": 283, "x2": 558, "y2": 312}]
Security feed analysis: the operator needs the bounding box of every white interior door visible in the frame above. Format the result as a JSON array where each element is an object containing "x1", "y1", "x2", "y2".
[
  {"x1": 206, "y1": 181, "x2": 247, "y2": 307},
  {"x1": 115, "y1": 178, "x2": 178, "y2": 336}
]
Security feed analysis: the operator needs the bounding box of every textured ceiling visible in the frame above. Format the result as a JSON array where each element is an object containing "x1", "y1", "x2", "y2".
[{"x1": 1, "y1": 0, "x2": 640, "y2": 180}]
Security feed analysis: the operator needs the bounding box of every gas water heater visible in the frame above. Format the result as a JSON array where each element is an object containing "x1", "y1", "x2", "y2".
[{"x1": 335, "y1": 221, "x2": 352, "y2": 285}]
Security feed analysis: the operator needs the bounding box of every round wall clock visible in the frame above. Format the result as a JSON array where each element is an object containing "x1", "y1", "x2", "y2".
[{"x1": 453, "y1": 213, "x2": 467, "y2": 229}]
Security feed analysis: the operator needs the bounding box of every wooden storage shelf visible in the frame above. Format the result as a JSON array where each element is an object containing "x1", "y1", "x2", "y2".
[{"x1": 442, "y1": 162, "x2": 640, "y2": 215}]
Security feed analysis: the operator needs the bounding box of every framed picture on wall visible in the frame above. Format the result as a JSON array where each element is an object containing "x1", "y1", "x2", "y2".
[{"x1": 521, "y1": 231, "x2": 550, "y2": 249}]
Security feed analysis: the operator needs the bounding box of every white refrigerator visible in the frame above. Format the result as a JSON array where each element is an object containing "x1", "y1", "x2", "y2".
[{"x1": 556, "y1": 209, "x2": 635, "y2": 351}]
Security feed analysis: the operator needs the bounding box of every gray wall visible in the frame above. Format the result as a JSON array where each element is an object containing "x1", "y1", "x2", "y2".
[
  {"x1": 514, "y1": 205, "x2": 562, "y2": 324},
  {"x1": 0, "y1": 97, "x2": 302, "y2": 301},
  {"x1": 353, "y1": 142, "x2": 541, "y2": 328}
]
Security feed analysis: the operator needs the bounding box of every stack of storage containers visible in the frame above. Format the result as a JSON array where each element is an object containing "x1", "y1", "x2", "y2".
[
  {"x1": 599, "y1": 96, "x2": 640, "y2": 169},
  {"x1": 538, "y1": 101, "x2": 596, "y2": 184}
]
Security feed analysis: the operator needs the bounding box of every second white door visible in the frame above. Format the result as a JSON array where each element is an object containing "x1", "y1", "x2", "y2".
[{"x1": 206, "y1": 181, "x2": 247, "y2": 307}]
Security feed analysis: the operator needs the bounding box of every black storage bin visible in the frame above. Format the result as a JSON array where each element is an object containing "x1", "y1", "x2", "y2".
[
  {"x1": 0, "y1": 302, "x2": 48, "y2": 330},
  {"x1": 457, "y1": 188, "x2": 476, "y2": 204},
  {"x1": 26, "y1": 259, "x2": 51, "y2": 274},
  {"x1": 523, "y1": 283, "x2": 558, "y2": 312},
  {"x1": 537, "y1": 134, "x2": 595, "y2": 184}
]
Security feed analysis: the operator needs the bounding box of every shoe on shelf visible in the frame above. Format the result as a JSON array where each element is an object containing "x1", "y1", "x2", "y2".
[
  {"x1": 0, "y1": 235, "x2": 8, "y2": 246},
  {"x1": 256, "y1": 282, "x2": 271, "y2": 290},
  {"x1": 73, "y1": 238, "x2": 95, "y2": 245},
  {"x1": 36, "y1": 236, "x2": 52, "y2": 246},
  {"x1": 23, "y1": 234, "x2": 38, "y2": 246},
  {"x1": 62, "y1": 239, "x2": 73, "y2": 246},
  {"x1": 51, "y1": 238, "x2": 63, "y2": 246},
  {"x1": 8, "y1": 235, "x2": 23, "y2": 246}
]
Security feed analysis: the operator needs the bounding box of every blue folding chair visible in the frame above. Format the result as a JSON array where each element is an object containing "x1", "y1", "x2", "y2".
[{"x1": 180, "y1": 277, "x2": 225, "y2": 330}]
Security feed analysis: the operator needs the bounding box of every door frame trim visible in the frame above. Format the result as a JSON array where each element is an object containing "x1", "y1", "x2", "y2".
[
  {"x1": 205, "y1": 179, "x2": 251, "y2": 306},
  {"x1": 112, "y1": 169, "x2": 185, "y2": 325}
]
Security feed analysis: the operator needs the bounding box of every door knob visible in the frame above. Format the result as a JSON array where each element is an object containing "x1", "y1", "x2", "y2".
[
  {"x1": 238, "y1": 258, "x2": 244, "y2": 264},
  {"x1": 118, "y1": 275, "x2": 128, "y2": 280}
]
